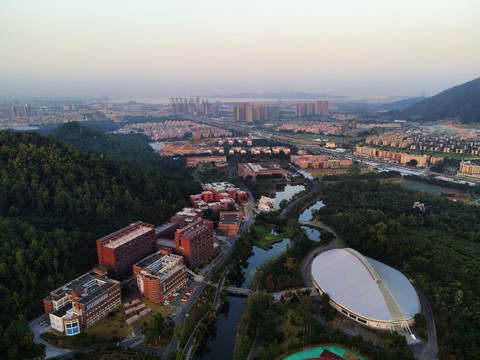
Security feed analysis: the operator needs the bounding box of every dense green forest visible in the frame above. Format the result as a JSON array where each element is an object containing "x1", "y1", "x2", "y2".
[
  {"x1": 0, "y1": 128, "x2": 199, "y2": 358},
  {"x1": 313, "y1": 179, "x2": 480, "y2": 360}
]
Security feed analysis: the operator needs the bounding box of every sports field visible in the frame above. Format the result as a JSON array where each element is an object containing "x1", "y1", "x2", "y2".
[{"x1": 387, "y1": 179, "x2": 461, "y2": 197}]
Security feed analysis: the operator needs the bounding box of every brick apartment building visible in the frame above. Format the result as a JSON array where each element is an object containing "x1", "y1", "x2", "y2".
[
  {"x1": 97, "y1": 222, "x2": 155, "y2": 280},
  {"x1": 133, "y1": 252, "x2": 187, "y2": 303},
  {"x1": 43, "y1": 266, "x2": 121, "y2": 335},
  {"x1": 175, "y1": 218, "x2": 214, "y2": 269}
]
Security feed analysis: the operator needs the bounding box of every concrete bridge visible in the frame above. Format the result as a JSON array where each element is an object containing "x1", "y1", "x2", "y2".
[{"x1": 227, "y1": 287, "x2": 256, "y2": 296}]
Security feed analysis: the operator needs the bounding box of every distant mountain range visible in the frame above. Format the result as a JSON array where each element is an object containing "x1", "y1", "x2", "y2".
[
  {"x1": 392, "y1": 77, "x2": 480, "y2": 123},
  {"x1": 335, "y1": 96, "x2": 426, "y2": 113},
  {"x1": 205, "y1": 91, "x2": 349, "y2": 100}
]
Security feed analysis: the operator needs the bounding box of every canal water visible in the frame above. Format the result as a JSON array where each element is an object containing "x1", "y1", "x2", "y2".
[
  {"x1": 273, "y1": 184, "x2": 305, "y2": 210},
  {"x1": 193, "y1": 197, "x2": 325, "y2": 360},
  {"x1": 298, "y1": 200, "x2": 325, "y2": 222}
]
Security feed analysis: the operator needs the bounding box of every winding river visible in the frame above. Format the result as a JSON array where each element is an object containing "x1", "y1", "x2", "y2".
[{"x1": 193, "y1": 188, "x2": 325, "y2": 359}]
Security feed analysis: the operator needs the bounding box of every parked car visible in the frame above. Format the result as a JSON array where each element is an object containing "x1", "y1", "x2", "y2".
[{"x1": 131, "y1": 332, "x2": 136, "y2": 338}]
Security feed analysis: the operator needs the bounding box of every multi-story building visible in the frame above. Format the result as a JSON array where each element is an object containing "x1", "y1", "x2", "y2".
[
  {"x1": 186, "y1": 156, "x2": 227, "y2": 167},
  {"x1": 133, "y1": 252, "x2": 187, "y2": 304},
  {"x1": 218, "y1": 211, "x2": 243, "y2": 236},
  {"x1": 234, "y1": 103, "x2": 277, "y2": 121},
  {"x1": 237, "y1": 162, "x2": 286, "y2": 181},
  {"x1": 459, "y1": 161, "x2": 480, "y2": 177},
  {"x1": 97, "y1": 222, "x2": 156, "y2": 280},
  {"x1": 355, "y1": 145, "x2": 439, "y2": 167},
  {"x1": 315, "y1": 100, "x2": 329, "y2": 116},
  {"x1": 175, "y1": 218, "x2": 214, "y2": 269},
  {"x1": 43, "y1": 266, "x2": 121, "y2": 335},
  {"x1": 233, "y1": 102, "x2": 249, "y2": 121},
  {"x1": 290, "y1": 155, "x2": 352, "y2": 169}
]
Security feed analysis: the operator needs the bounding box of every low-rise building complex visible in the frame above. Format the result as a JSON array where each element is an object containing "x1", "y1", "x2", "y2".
[
  {"x1": 238, "y1": 163, "x2": 286, "y2": 181},
  {"x1": 459, "y1": 161, "x2": 480, "y2": 177},
  {"x1": 43, "y1": 266, "x2": 121, "y2": 336},
  {"x1": 290, "y1": 155, "x2": 352, "y2": 169},
  {"x1": 355, "y1": 145, "x2": 443, "y2": 167}
]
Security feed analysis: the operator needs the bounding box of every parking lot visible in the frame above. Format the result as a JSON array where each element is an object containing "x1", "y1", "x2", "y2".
[{"x1": 167, "y1": 285, "x2": 196, "y2": 308}]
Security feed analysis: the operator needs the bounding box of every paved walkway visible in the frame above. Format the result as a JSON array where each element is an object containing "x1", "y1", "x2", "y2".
[{"x1": 29, "y1": 315, "x2": 71, "y2": 359}]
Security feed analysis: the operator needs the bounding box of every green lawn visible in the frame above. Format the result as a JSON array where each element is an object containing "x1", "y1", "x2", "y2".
[
  {"x1": 85, "y1": 305, "x2": 134, "y2": 339},
  {"x1": 41, "y1": 306, "x2": 133, "y2": 349},
  {"x1": 252, "y1": 223, "x2": 289, "y2": 249},
  {"x1": 391, "y1": 179, "x2": 454, "y2": 195}
]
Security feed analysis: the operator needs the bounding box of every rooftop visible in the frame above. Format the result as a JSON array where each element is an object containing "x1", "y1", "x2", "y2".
[
  {"x1": 178, "y1": 219, "x2": 211, "y2": 237},
  {"x1": 135, "y1": 252, "x2": 184, "y2": 282},
  {"x1": 219, "y1": 213, "x2": 242, "y2": 225},
  {"x1": 241, "y1": 162, "x2": 283, "y2": 172},
  {"x1": 75, "y1": 281, "x2": 118, "y2": 307},
  {"x1": 100, "y1": 223, "x2": 153, "y2": 249},
  {"x1": 311, "y1": 248, "x2": 420, "y2": 322},
  {"x1": 156, "y1": 238, "x2": 176, "y2": 248}
]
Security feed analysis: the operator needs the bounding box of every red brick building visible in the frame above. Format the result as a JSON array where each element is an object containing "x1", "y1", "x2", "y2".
[
  {"x1": 97, "y1": 222, "x2": 155, "y2": 280},
  {"x1": 218, "y1": 211, "x2": 243, "y2": 236},
  {"x1": 133, "y1": 252, "x2": 187, "y2": 304},
  {"x1": 175, "y1": 218, "x2": 214, "y2": 269},
  {"x1": 43, "y1": 266, "x2": 121, "y2": 335},
  {"x1": 237, "y1": 162, "x2": 286, "y2": 181}
]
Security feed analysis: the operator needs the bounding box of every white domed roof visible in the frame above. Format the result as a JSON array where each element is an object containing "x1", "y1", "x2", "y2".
[{"x1": 311, "y1": 248, "x2": 420, "y2": 321}]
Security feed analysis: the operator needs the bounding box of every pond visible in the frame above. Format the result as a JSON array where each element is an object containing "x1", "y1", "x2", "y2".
[
  {"x1": 298, "y1": 200, "x2": 325, "y2": 222},
  {"x1": 273, "y1": 184, "x2": 305, "y2": 209},
  {"x1": 301, "y1": 226, "x2": 322, "y2": 242}
]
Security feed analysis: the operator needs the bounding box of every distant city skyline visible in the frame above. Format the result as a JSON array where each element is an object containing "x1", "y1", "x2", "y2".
[{"x1": 1, "y1": 0, "x2": 479, "y2": 99}]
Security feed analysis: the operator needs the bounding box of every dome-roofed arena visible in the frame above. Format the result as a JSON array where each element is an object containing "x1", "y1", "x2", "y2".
[{"x1": 311, "y1": 248, "x2": 420, "y2": 330}]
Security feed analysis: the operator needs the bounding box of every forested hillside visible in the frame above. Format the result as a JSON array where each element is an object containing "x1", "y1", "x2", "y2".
[
  {"x1": 393, "y1": 77, "x2": 480, "y2": 123},
  {"x1": 50, "y1": 122, "x2": 170, "y2": 168},
  {"x1": 314, "y1": 179, "x2": 480, "y2": 360},
  {"x1": 0, "y1": 130, "x2": 198, "y2": 358}
]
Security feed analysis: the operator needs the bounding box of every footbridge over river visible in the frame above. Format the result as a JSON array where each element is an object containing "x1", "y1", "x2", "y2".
[{"x1": 227, "y1": 287, "x2": 256, "y2": 296}]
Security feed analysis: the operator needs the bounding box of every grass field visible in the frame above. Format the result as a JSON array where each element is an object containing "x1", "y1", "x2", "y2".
[
  {"x1": 84, "y1": 305, "x2": 134, "y2": 339},
  {"x1": 41, "y1": 306, "x2": 134, "y2": 349}
]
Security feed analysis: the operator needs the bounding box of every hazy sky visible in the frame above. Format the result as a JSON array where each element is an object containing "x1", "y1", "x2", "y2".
[{"x1": 1, "y1": 0, "x2": 479, "y2": 99}]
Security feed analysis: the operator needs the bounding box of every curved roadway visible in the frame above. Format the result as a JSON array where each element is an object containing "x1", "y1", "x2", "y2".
[{"x1": 279, "y1": 179, "x2": 321, "y2": 219}]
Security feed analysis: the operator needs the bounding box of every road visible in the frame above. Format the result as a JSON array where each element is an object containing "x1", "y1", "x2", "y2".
[
  {"x1": 30, "y1": 315, "x2": 72, "y2": 359},
  {"x1": 299, "y1": 221, "x2": 341, "y2": 287},
  {"x1": 279, "y1": 179, "x2": 321, "y2": 219},
  {"x1": 239, "y1": 181, "x2": 256, "y2": 231},
  {"x1": 410, "y1": 289, "x2": 439, "y2": 360},
  {"x1": 162, "y1": 233, "x2": 238, "y2": 360}
]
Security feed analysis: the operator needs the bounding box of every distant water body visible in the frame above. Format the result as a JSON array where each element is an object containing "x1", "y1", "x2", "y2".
[{"x1": 110, "y1": 97, "x2": 314, "y2": 105}]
